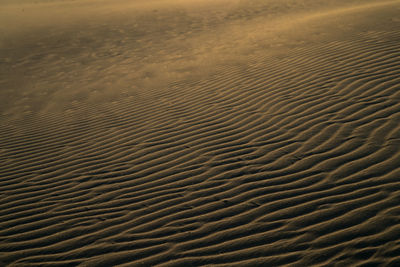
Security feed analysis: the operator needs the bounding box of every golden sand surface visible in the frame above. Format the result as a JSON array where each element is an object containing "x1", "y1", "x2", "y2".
[{"x1": 1, "y1": 0, "x2": 400, "y2": 266}]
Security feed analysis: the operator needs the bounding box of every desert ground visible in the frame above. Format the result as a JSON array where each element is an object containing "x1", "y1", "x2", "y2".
[{"x1": 1, "y1": 0, "x2": 400, "y2": 266}]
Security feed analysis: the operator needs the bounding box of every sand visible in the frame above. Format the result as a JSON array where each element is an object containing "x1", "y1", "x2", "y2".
[{"x1": 1, "y1": 0, "x2": 400, "y2": 266}]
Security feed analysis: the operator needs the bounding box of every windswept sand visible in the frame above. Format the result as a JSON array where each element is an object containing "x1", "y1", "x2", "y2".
[{"x1": 1, "y1": 0, "x2": 400, "y2": 266}]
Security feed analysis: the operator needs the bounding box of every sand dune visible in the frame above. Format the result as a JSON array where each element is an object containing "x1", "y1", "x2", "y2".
[{"x1": 1, "y1": 0, "x2": 400, "y2": 266}]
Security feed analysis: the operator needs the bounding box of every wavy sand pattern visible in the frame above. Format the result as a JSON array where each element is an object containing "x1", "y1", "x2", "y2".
[{"x1": 1, "y1": 0, "x2": 400, "y2": 266}]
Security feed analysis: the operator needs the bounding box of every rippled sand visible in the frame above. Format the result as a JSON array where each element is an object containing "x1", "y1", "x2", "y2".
[{"x1": 1, "y1": 0, "x2": 400, "y2": 266}]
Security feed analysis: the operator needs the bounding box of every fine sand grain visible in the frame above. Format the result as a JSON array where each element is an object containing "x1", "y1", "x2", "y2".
[{"x1": 1, "y1": 0, "x2": 400, "y2": 266}]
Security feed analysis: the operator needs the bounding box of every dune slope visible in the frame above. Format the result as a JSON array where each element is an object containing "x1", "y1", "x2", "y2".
[{"x1": 1, "y1": 0, "x2": 400, "y2": 266}]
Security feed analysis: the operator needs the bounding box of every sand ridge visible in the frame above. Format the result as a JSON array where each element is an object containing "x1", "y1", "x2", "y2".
[{"x1": 1, "y1": 0, "x2": 400, "y2": 266}]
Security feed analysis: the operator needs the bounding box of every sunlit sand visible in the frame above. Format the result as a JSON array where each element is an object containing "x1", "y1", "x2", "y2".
[{"x1": 1, "y1": 0, "x2": 400, "y2": 266}]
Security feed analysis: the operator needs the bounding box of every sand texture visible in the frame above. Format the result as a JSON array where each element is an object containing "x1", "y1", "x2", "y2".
[{"x1": 1, "y1": 0, "x2": 400, "y2": 266}]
